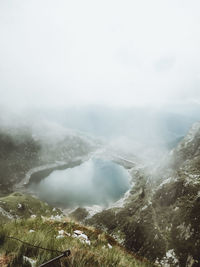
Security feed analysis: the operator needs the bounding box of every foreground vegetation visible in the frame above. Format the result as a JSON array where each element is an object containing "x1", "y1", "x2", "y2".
[
  {"x1": 0, "y1": 192, "x2": 61, "y2": 222},
  {"x1": 0, "y1": 216, "x2": 154, "y2": 267}
]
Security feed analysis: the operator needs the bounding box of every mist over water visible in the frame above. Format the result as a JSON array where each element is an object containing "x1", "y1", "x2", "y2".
[{"x1": 29, "y1": 159, "x2": 130, "y2": 208}]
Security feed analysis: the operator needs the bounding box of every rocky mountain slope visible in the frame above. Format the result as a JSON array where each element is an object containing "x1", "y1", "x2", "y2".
[{"x1": 87, "y1": 122, "x2": 200, "y2": 267}]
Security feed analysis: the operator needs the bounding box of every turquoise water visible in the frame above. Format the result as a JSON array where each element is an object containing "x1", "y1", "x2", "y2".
[{"x1": 30, "y1": 159, "x2": 130, "y2": 207}]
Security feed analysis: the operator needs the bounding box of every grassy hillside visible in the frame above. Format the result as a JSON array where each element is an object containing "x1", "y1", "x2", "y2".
[
  {"x1": 0, "y1": 217, "x2": 154, "y2": 267},
  {"x1": 0, "y1": 192, "x2": 61, "y2": 222},
  {"x1": 0, "y1": 192, "x2": 154, "y2": 266}
]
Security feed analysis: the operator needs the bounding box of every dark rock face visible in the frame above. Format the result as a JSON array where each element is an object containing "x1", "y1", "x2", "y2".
[
  {"x1": 69, "y1": 207, "x2": 89, "y2": 221},
  {"x1": 0, "y1": 131, "x2": 41, "y2": 193},
  {"x1": 88, "y1": 122, "x2": 200, "y2": 266},
  {"x1": 153, "y1": 180, "x2": 185, "y2": 207}
]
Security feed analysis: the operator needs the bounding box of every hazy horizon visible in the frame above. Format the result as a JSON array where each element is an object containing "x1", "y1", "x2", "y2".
[{"x1": 0, "y1": 0, "x2": 200, "y2": 110}]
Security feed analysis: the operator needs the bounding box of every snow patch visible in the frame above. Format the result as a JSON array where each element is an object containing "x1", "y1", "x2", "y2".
[
  {"x1": 0, "y1": 207, "x2": 15, "y2": 219},
  {"x1": 73, "y1": 230, "x2": 91, "y2": 245},
  {"x1": 141, "y1": 205, "x2": 148, "y2": 211},
  {"x1": 108, "y1": 243, "x2": 112, "y2": 249},
  {"x1": 58, "y1": 230, "x2": 65, "y2": 235},
  {"x1": 157, "y1": 249, "x2": 179, "y2": 266},
  {"x1": 17, "y1": 203, "x2": 22, "y2": 209},
  {"x1": 23, "y1": 256, "x2": 36, "y2": 267}
]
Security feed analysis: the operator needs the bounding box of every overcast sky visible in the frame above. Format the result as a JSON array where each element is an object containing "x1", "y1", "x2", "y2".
[{"x1": 0, "y1": 0, "x2": 200, "y2": 109}]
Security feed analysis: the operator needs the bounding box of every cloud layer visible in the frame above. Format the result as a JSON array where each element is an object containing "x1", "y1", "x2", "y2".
[{"x1": 0, "y1": 0, "x2": 200, "y2": 108}]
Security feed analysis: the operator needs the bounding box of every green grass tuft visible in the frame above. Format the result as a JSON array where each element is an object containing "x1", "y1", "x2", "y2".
[{"x1": 0, "y1": 217, "x2": 154, "y2": 267}]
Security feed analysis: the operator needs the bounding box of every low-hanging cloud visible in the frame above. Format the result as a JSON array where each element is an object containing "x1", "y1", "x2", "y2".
[{"x1": 0, "y1": 0, "x2": 200, "y2": 168}]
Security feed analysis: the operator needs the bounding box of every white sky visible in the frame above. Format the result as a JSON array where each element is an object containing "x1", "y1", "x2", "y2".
[{"x1": 0, "y1": 0, "x2": 200, "y2": 108}]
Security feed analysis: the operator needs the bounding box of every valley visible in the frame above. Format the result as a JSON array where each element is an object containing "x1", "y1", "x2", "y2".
[{"x1": 0, "y1": 120, "x2": 200, "y2": 266}]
